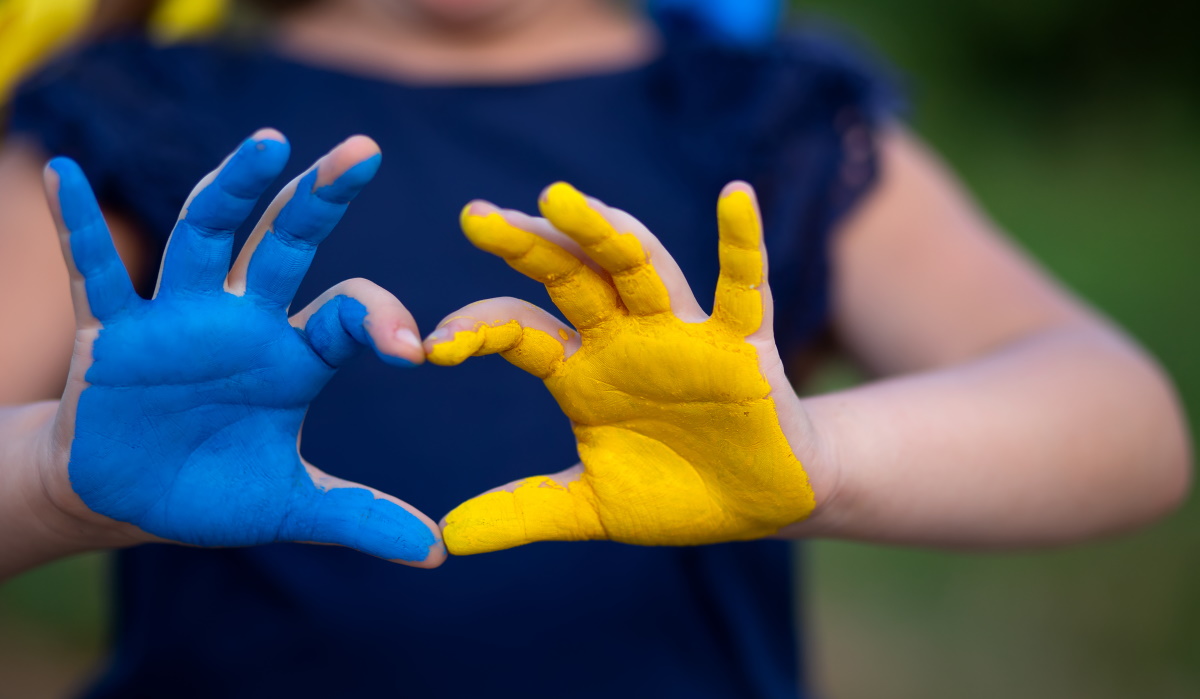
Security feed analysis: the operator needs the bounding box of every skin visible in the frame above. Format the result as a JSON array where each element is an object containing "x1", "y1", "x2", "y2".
[
  {"x1": 429, "y1": 183, "x2": 818, "y2": 554},
  {"x1": 429, "y1": 158, "x2": 1191, "y2": 552},
  {"x1": 1, "y1": 131, "x2": 446, "y2": 578},
  {"x1": 274, "y1": 0, "x2": 657, "y2": 83},
  {"x1": 0, "y1": 0, "x2": 1192, "y2": 578}
]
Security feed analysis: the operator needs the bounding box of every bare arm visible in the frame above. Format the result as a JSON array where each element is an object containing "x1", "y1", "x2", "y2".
[
  {"x1": 782, "y1": 128, "x2": 1192, "y2": 547},
  {"x1": 0, "y1": 134, "x2": 445, "y2": 580},
  {"x1": 0, "y1": 138, "x2": 148, "y2": 403},
  {"x1": 0, "y1": 139, "x2": 151, "y2": 578}
]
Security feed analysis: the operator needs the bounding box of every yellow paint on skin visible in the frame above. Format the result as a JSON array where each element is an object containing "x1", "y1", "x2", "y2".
[
  {"x1": 429, "y1": 320, "x2": 564, "y2": 380},
  {"x1": 434, "y1": 184, "x2": 815, "y2": 555},
  {"x1": 458, "y1": 205, "x2": 619, "y2": 330}
]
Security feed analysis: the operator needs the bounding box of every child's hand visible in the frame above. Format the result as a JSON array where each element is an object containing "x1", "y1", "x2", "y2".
[
  {"x1": 42, "y1": 131, "x2": 444, "y2": 567},
  {"x1": 427, "y1": 182, "x2": 820, "y2": 555}
]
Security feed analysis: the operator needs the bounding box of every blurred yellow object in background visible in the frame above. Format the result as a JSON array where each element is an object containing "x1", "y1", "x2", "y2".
[
  {"x1": 0, "y1": 0, "x2": 228, "y2": 103},
  {"x1": 0, "y1": 0, "x2": 93, "y2": 100},
  {"x1": 149, "y1": 0, "x2": 227, "y2": 43}
]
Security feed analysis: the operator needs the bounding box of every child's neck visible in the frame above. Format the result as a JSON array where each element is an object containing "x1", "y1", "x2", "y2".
[{"x1": 276, "y1": 0, "x2": 659, "y2": 85}]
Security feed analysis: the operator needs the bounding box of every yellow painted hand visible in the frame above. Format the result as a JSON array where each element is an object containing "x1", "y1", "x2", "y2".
[{"x1": 428, "y1": 182, "x2": 816, "y2": 555}]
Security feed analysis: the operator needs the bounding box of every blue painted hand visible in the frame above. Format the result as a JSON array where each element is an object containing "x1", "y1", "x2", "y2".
[{"x1": 43, "y1": 130, "x2": 444, "y2": 567}]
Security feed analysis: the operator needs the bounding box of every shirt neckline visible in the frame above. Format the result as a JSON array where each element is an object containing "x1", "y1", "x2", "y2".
[{"x1": 236, "y1": 27, "x2": 671, "y2": 94}]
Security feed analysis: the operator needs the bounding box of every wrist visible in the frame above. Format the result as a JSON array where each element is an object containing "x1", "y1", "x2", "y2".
[
  {"x1": 2, "y1": 402, "x2": 145, "y2": 576},
  {"x1": 774, "y1": 391, "x2": 851, "y2": 538}
]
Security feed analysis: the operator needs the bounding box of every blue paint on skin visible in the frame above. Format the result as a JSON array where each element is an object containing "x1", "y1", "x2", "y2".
[
  {"x1": 158, "y1": 136, "x2": 291, "y2": 296},
  {"x1": 304, "y1": 295, "x2": 415, "y2": 368},
  {"x1": 52, "y1": 141, "x2": 435, "y2": 563},
  {"x1": 245, "y1": 154, "x2": 382, "y2": 308}
]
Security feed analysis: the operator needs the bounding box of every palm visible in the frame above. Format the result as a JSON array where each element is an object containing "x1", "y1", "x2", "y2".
[
  {"x1": 73, "y1": 295, "x2": 332, "y2": 546},
  {"x1": 547, "y1": 313, "x2": 803, "y2": 545},
  {"x1": 433, "y1": 182, "x2": 814, "y2": 554},
  {"x1": 48, "y1": 133, "x2": 441, "y2": 565}
]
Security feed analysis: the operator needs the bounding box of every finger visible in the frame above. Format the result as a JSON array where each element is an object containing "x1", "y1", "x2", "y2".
[
  {"x1": 709, "y1": 181, "x2": 772, "y2": 337},
  {"x1": 43, "y1": 158, "x2": 138, "y2": 325},
  {"x1": 156, "y1": 128, "x2": 290, "y2": 296},
  {"x1": 424, "y1": 297, "x2": 573, "y2": 380},
  {"x1": 290, "y1": 277, "x2": 425, "y2": 368},
  {"x1": 283, "y1": 464, "x2": 446, "y2": 568},
  {"x1": 460, "y1": 202, "x2": 620, "y2": 330},
  {"x1": 441, "y1": 464, "x2": 605, "y2": 555},
  {"x1": 537, "y1": 182, "x2": 704, "y2": 319},
  {"x1": 227, "y1": 135, "x2": 381, "y2": 308}
]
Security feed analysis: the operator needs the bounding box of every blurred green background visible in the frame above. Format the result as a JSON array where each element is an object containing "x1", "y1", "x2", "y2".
[
  {"x1": 1, "y1": 0, "x2": 1197, "y2": 696},
  {"x1": 797, "y1": 1, "x2": 1200, "y2": 697}
]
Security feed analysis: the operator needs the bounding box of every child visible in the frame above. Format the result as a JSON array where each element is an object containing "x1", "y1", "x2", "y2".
[{"x1": 0, "y1": 0, "x2": 1190, "y2": 697}]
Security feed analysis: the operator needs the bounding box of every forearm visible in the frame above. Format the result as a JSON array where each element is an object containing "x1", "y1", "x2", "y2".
[
  {"x1": 0, "y1": 401, "x2": 132, "y2": 580},
  {"x1": 0, "y1": 402, "x2": 75, "y2": 578},
  {"x1": 786, "y1": 323, "x2": 1192, "y2": 548}
]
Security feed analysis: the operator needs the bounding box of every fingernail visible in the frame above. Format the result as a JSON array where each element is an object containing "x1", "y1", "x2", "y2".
[
  {"x1": 460, "y1": 201, "x2": 494, "y2": 226},
  {"x1": 250, "y1": 127, "x2": 286, "y2": 143},
  {"x1": 425, "y1": 327, "x2": 450, "y2": 345},
  {"x1": 394, "y1": 328, "x2": 421, "y2": 350}
]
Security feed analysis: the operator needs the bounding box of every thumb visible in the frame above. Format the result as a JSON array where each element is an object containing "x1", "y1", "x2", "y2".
[
  {"x1": 710, "y1": 181, "x2": 775, "y2": 339},
  {"x1": 291, "y1": 277, "x2": 425, "y2": 369},
  {"x1": 442, "y1": 465, "x2": 606, "y2": 555},
  {"x1": 283, "y1": 465, "x2": 446, "y2": 568}
]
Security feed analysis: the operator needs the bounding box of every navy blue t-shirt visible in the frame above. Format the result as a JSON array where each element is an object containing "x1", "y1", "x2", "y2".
[{"x1": 9, "y1": 17, "x2": 894, "y2": 699}]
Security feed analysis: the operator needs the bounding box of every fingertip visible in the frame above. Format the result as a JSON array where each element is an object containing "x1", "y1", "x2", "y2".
[
  {"x1": 215, "y1": 132, "x2": 291, "y2": 199},
  {"x1": 326, "y1": 152, "x2": 382, "y2": 193},
  {"x1": 719, "y1": 180, "x2": 756, "y2": 200},
  {"x1": 394, "y1": 326, "x2": 424, "y2": 354},
  {"x1": 718, "y1": 182, "x2": 760, "y2": 223},
  {"x1": 540, "y1": 181, "x2": 581, "y2": 208},
  {"x1": 462, "y1": 205, "x2": 535, "y2": 259},
  {"x1": 459, "y1": 202, "x2": 475, "y2": 228},
  {"x1": 341, "y1": 134, "x2": 381, "y2": 157},
  {"x1": 352, "y1": 296, "x2": 424, "y2": 367},
  {"x1": 403, "y1": 539, "x2": 449, "y2": 568},
  {"x1": 717, "y1": 182, "x2": 763, "y2": 247},
  {"x1": 540, "y1": 182, "x2": 610, "y2": 217},
  {"x1": 314, "y1": 135, "x2": 383, "y2": 194},
  {"x1": 372, "y1": 326, "x2": 424, "y2": 368},
  {"x1": 45, "y1": 155, "x2": 71, "y2": 176},
  {"x1": 331, "y1": 134, "x2": 381, "y2": 169},
  {"x1": 422, "y1": 314, "x2": 475, "y2": 347},
  {"x1": 541, "y1": 181, "x2": 616, "y2": 225},
  {"x1": 441, "y1": 495, "x2": 518, "y2": 556},
  {"x1": 424, "y1": 327, "x2": 483, "y2": 366},
  {"x1": 239, "y1": 128, "x2": 290, "y2": 165},
  {"x1": 424, "y1": 345, "x2": 461, "y2": 367},
  {"x1": 44, "y1": 158, "x2": 101, "y2": 231},
  {"x1": 44, "y1": 156, "x2": 81, "y2": 187},
  {"x1": 461, "y1": 199, "x2": 497, "y2": 220},
  {"x1": 386, "y1": 508, "x2": 449, "y2": 568},
  {"x1": 421, "y1": 326, "x2": 449, "y2": 353},
  {"x1": 539, "y1": 182, "x2": 596, "y2": 225},
  {"x1": 249, "y1": 127, "x2": 287, "y2": 144},
  {"x1": 460, "y1": 199, "x2": 500, "y2": 231},
  {"x1": 247, "y1": 135, "x2": 290, "y2": 162}
]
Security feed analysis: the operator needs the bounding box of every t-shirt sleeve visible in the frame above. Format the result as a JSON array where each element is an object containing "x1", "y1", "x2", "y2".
[
  {"x1": 744, "y1": 28, "x2": 903, "y2": 352},
  {"x1": 653, "y1": 14, "x2": 902, "y2": 352}
]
